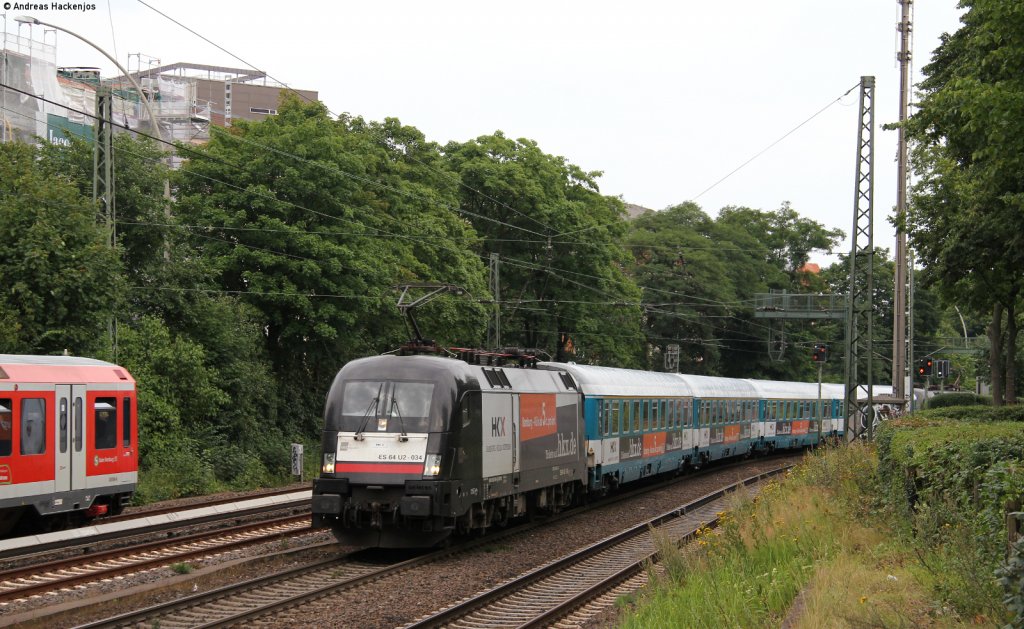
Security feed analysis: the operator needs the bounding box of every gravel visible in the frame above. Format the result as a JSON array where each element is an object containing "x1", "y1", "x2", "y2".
[
  {"x1": 278, "y1": 455, "x2": 798, "y2": 628},
  {"x1": 0, "y1": 455, "x2": 799, "y2": 628}
]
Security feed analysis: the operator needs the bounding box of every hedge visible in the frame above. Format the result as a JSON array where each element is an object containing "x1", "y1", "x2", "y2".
[
  {"x1": 915, "y1": 404, "x2": 1024, "y2": 423},
  {"x1": 924, "y1": 392, "x2": 991, "y2": 409}
]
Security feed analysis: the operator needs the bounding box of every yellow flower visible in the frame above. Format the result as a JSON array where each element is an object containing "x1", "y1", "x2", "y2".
[{"x1": 859, "y1": 596, "x2": 868, "y2": 604}]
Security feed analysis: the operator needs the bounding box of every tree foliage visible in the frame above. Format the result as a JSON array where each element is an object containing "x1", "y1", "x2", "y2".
[
  {"x1": 625, "y1": 201, "x2": 843, "y2": 379},
  {"x1": 0, "y1": 141, "x2": 121, "y2": 355},
  {"x1": 176, "y1": 97, "x2": 490, "y2": 423},
  {"x1": 445, "y1": 132, "x2": 645, "y2": 365},
  {"x1": 906, "y1": 0, "x2": 1024, "y2": 403}
]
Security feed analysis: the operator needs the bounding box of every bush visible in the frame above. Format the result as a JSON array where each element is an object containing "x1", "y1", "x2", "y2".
[
  {"x1": 135, "y1": 437, "x2": 219, "y2": 503},
  {"x1": 925, "y1": 392, "x2": 991, "y2": 409},
  {"x1": 997, "y1": 533, "x2": 1024, "y2": 628},
  {"x1": 875, "y1": 418, "x2": 1024, "y2": 619},
  {"x1": 917, "y1": 405, "x2": 1024, "y2": 423}
]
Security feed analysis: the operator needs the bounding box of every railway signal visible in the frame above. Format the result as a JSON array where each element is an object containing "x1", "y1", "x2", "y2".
[
  {"x1": 935, "y1": 359, "x2": 950, "y2": 379},
  {"x1": 917, "y1": 357, "x2": 933, "y2": 377},
  {"x1": 811, "y1": 344, "x2": 829, "y2": 363}
]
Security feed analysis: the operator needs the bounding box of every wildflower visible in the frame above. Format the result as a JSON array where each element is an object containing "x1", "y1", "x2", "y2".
[{"x1": 860, "y1": 596, "x2": 868, "y2": 604}]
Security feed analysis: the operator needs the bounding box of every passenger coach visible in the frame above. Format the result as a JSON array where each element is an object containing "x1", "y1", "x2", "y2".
[
  {"x1": 539, "y1": 363, "x2": 847, "y2": 494},
  {"x1": 0, "y1": 355, "x2": 138, "y2": 534}
]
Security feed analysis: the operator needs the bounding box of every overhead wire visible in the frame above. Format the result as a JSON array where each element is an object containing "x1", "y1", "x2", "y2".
[
  {"x1": 134, "y1": 0, "x2": 567, "y2": 240},
  {"x1": 6, "y1": 69, "x2": 842, "y2": 356},
  {"x1": 4, "y1": 87, "x2": 776, "y2": 315}
]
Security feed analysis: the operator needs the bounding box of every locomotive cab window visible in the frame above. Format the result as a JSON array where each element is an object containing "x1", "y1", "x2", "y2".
[
  {"x1": 335, "y1": 380, "x2": 437, "y2": 433},
  {"x1": 0, "y1": 400, "x2": 11, "y2": 456},
  {"x1": 95, "y1": 399, "x2": 117, "y2": 450}
]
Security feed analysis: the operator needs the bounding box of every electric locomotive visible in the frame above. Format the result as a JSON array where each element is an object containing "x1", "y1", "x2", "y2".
[
  {"x1": 0, "y1": 355, "x2": 138, "y2": 534},
  {"x1": 311, "y1": 352, "x2": 584, "y2": 548}
]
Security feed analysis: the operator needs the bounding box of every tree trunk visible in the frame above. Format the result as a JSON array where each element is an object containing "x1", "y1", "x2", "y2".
[
  {"x1": 990, "y1": 303, "x2": 1005, "y2": 406},
  {"x1": 1006, "y1": 299, "x2": 1018, "y2": 405}
]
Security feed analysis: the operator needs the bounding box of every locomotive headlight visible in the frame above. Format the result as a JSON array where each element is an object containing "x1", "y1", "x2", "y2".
[
  {"x1": 423, "y1": 453, "x2": 442, "y2": 477},
  {"x1": 322, "y1": 452, "x2": 335, "y2": 474}
]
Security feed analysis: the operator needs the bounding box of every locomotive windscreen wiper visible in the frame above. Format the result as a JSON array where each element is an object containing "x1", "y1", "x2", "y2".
[
  {"x1": 390, "y1": 397, "x2": 408, "y2": 442},
  {"x1": 353, "y1": 383, "x2": 383, "y2": 440}
]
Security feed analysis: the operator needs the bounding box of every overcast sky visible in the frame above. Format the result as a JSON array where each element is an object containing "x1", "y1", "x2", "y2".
[{"x1": 4, "y1": 1, "x2": 964, "y2": 266}]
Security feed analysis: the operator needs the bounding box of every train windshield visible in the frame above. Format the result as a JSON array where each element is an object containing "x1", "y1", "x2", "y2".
[{"x1": 337, "y1": 380, "x2": 436, "y2": 433}]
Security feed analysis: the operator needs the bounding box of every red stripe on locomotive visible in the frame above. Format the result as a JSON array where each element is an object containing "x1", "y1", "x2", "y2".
[{"x1": 334, "y1": 462, "x2": 424, "y2": 474}]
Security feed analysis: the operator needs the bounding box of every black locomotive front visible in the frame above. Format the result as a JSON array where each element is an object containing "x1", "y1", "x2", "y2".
[{"x1": 311, "y1": 355, "x2": 477, "y2": 547}]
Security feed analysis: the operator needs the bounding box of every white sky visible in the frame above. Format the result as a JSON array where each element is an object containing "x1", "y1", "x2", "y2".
[{"x1": 4, "y1": 1, "x2": 965, "y2": 266}]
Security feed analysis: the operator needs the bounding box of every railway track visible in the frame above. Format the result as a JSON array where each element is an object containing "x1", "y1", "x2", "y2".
[
  {"x1": 0, "y1": 514, "x2": 314, "y2": 604},
  {"x1": 74, "y1": 461, "x2": 789, "y2": 628},
  {"x1": 402, "y1": 468, "x2": 781, "y2": 629}
]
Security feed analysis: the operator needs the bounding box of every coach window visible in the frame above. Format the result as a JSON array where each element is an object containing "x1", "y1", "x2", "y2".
[
  {"x1": 122, "y1": 397, "x2": 132, "y2": 448},
  {"x1": 641, "y1": 401, "x2": 649, "y2": 430},
  {"x1": 631, "y1": 401, "x2": 640, "y2": 432},
  {"x1": 0, "y1": 400, "x2": 11, "y2": 456},
  {"x1": 59, "y1": 397, "x2": 68, "y2": 454},
  {"x1": 20, "y1": 399, "x2": 46, "y2": 455},
  {"x1": 94, "y1": 399, "x2": 117, "y2": 450}
]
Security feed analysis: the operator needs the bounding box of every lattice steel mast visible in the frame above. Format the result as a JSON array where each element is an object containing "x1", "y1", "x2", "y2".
[{"x1": 844, "y1": 76, "x2": 876, "y2": 441}]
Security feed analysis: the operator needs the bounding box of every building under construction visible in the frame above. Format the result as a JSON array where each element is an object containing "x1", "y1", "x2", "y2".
[{"x1": 1, "y1": 27, "x2": 317, "y2": 164}]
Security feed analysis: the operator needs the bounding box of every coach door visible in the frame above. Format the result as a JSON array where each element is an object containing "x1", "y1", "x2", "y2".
[
  {"x1": 54, "y1": 385, "x2": 74, "y2": 493},
  {"x1": 53, "y1": 385, "x2": 87, "y2": 493}
]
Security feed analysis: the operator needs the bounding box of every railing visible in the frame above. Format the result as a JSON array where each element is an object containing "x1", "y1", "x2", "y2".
[{"x1": 754, "y1": 291, "x2": 846, "y2": 319}]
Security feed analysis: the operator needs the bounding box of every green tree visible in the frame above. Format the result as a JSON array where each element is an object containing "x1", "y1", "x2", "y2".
[
  {"x1": 0, "y1": 141, "x2": 121, "y2": 355},
  {"x1": 906, "y1": 0, "x2": 1024, "y2": 404},
  {"x1": 626, "y1": 202, "x2": 738, "y2": 374},
  {"x1": 445, "y1": 132, "x2": 644, "y2": 366},
  {"x1": 177, "y1": 97, "x2": 489, "y2": 426},
  {"x1": 625, "y1": 202, "x2": 843, "y2": 378},
  {"x1": 39, "y1": 134, "x2": 170, "y2": 286}
]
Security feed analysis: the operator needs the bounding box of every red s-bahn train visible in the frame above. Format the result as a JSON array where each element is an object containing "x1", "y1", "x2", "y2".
[{"x1": 0, "y1": 355, "x2": 137, "y2": 534}]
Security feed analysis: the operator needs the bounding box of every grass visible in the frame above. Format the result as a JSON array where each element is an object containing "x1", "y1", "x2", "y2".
[
  {"x1": 617, "y1": 445, "x2": 1005, "y2": 628},
  {"x1": 170, "y1": 562, "x2": 194, "y2": 575}
]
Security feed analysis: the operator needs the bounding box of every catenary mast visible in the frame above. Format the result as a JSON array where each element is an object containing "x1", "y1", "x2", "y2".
[{"x1": 893, "y1": 0, "x2": 913, "y2": 400}]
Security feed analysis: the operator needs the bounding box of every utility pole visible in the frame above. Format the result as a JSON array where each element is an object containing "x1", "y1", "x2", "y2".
[
  {"x1": 844, "y1": 76, "x2": 876, "y2": 442},
  {"x1": 892, "y1": 0, "x2": 913, "y2": 401},
  {"x1": 489, "y1": 253, "x2": 501, "y2": 349},
  {"x1": 93, "y1": 86, "x2": 115, "y2": 247},
  {"x1": 94, "y1": 86, "x2": 116, "y2": 357}
]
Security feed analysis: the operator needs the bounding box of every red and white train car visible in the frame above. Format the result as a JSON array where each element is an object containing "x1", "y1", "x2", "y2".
[{"x1": 0, "y1": 355, "x2": 137, "y2": 534}]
